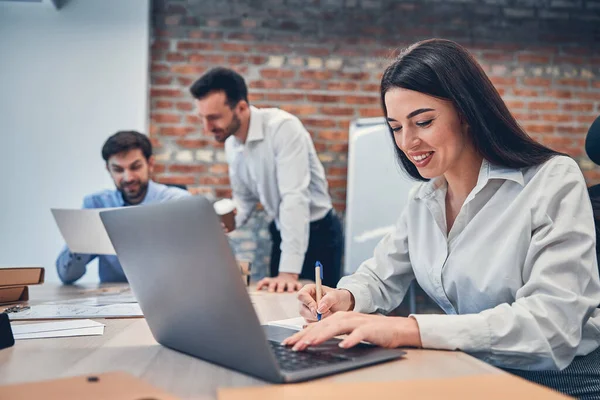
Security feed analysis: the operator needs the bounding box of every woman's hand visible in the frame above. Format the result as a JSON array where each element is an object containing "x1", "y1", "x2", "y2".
[
  {"x1": 282, "y1": 312, "x2": 422, "y2": 350},
  {"x1": 297, "y1": 284, "x2": 355, "y2": 322}
]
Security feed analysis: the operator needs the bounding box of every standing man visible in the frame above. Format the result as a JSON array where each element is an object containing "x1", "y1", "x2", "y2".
[
  {"x1": 56, "y1": 131, "x2": 190, "y2": 284},
  {"x1": 190, "y1": 67, "x2": 343, "y2": 292}
]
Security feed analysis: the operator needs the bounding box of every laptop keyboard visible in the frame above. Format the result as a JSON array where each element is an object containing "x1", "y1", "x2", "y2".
[{"x1": 268, "y1": 341, "x2": 349, "y2": 371}]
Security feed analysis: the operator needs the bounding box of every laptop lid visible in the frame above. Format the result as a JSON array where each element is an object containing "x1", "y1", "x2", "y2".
[
  {"x1": 51, "y1": 208, "x2": 117, "y2": 255},
  {"x1": 99, "y1": 196, "x2": 282, "y2": 383}
]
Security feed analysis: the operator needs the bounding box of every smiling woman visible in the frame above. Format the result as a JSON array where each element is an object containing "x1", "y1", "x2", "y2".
[{"x1": 288, "y1": 39, "x2": 600, "y2": 399}]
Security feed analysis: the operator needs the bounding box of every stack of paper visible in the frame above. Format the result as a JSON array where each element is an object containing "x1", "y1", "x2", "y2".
[
  {"x1": 6, "y1": 303, "x2": 143, "y2": 320},
  {"x1": 11, "y1": 319, "x2": 105, "y2": 340}
]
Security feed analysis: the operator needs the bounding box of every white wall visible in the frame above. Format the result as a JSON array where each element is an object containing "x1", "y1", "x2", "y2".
[{"x1": 0, "y1": 0, "x2": 150, "y2": 283}]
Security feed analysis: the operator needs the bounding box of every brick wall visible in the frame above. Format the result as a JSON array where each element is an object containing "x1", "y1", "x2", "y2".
[{"x1": 150, "y1": 0, "x2": 600, "y2": 280}]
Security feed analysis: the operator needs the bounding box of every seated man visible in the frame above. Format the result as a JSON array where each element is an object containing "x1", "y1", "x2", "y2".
[{"x1": 56, "y1": 130, "x2": 190, "y2": 284}]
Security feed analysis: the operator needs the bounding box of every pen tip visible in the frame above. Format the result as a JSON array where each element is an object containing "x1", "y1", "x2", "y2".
[{"x1": 315, "y1": 261, "x2": 322, "y2": 268}]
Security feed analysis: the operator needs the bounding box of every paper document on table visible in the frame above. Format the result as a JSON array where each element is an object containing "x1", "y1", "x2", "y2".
[
  {"x1": 6, "y1": 303, "x2": 143, "y2": 320},
  {"x1": 267, "y1": 317, "x2": 306, "y2": 331},
  {"x1": 11, "y1": 319, "x2": 105, "y2": 340}
]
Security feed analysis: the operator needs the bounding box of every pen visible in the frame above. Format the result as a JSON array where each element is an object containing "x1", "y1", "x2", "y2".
[{"x1": 315, "y1": 261, "x2": 323, "y2": 321}]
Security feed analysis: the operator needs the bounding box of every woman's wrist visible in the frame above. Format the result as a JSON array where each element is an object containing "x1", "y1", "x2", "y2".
[
  {"x1": 406, "y1": 316, "x2": 423, "y2": 348},
  {"x1": 336, "y1": 289, "x2": 355, "y2": 311}
]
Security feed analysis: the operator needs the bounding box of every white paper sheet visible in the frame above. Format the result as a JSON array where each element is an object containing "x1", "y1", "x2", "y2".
[
  {"x1": 7, "y1": 303, "x2": 143, "y2": 320},
  {"x1": 267, "y1": 316, "x2": 307, "y2": 331},
  {"x1": 11, "y1": 319, "x2": 105, "y2": 340}
]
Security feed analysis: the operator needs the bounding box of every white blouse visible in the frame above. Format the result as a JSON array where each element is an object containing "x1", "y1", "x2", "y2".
[{"x1": 338, "y1": 155, "x2": 600, "y2": 371}]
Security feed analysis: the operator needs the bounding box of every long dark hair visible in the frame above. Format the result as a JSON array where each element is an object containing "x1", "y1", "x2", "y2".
[{"x1": 381, "y1": 39, "x2": 561, "y2": 181}]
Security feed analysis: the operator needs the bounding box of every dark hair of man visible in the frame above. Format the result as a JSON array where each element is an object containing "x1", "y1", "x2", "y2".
[
  {"x1": 189, "y1": 67, "x2": 249, "y2": 108},
  {"x1": 101, "y1": 131, "x2": 153, "y2": 162},
  {"x1": 380, "y1": 38, "x2": 561, "y2": 181}
]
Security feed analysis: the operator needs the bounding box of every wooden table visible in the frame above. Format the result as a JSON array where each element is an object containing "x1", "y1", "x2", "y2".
[{"x1": 0, "y1": 284, "x2": 501, "y2": 399}]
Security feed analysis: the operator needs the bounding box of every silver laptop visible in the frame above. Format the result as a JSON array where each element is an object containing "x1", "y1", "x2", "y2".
[
  {"x1": 52, "y1": 208, "x2": 117, "y2": 255},
  {"x1": 99, "y1": 196, "x2": 405, "y2": 383}
]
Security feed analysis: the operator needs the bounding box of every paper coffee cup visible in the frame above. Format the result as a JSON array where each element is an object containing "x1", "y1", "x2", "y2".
[{"x1": 213, "y1": 198, "x2": 236, "y2": 232}]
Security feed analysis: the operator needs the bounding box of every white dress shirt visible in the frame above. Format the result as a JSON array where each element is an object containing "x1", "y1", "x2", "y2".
[
  {"x1": 338, "y1": 155, "x2": 600, "y2": 371},
  {"x1": 225, "y1": 106, "x2": 332, "y2": 275}
]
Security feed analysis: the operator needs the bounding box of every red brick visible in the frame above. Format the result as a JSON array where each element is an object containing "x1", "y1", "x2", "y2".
[
  {"x1": 286, "y1": 81, "x2": 322, "y2": 90},
  {"x1": 513, "y1": 88, "x2": 539, "y2": 97},
  {"x1": 584, "y1": 170, "x2": 600, "y2": 184},
  {"x1": 169, "y1": 164, "x2": 207, "y2": 173},
  {"x1": 155, "y1": 100, "x2": 174, "y2": 109},
  {"x1": 344, "y1": 95, "x2": 378, "y2": 105},
  {"x1": 209, "y1": 163, "x2": 229, "y2": 174},
  {"x1": 529, "y1": 101, "x2": 559, "y2": 111},
  {"x1": 151, "y1": 89, "x2": 184, "y2": 98},
  {"x1": 161, "y1": 126, "x2": 196, "y2": 136},
  {"x1": 517, "y1": 54, "x2": 551, "y2": 64},
  {"x1": 178, "y1": 76, "x2": 194, "y2": 86},
  {"x1": 152, "y1": 113, "x2": 181, "y2": 123},
  {"x1": 490, "y1": 77, "x2": 517, "y2": 86},
  {"x1": 541, "y1": 136, "x2": 575, "y2": 148},
  {"x1": 481, "y1": 52, "x2": 514, "y2": 62},
  {"x1": 563, "y1": 103, "x2": 594, "y2": 112},
  {"x1": 300, "y1": 71, "x2": 333, "y2": 80},
  {"x1": 177, "y1": 41, "x2": 214, "y2": 51},
  {"x1": 279, "y1": 104, "x2": 318, "y2": 116},
  {"x1": 556, "y1": 79, "x2": 589, "y2": 88},
  {"x1": 541, "y1": 114, "x2": 574, "y2": 123},
  {"x1": 302, "y1": 118, "x2": 337, "y2": 128},
  {"x1": 328, "y1": 166, "x2": 348, "y2": 176},
  {"x1": 176, "y1": 102, "x2": 194, "y2": 111},
  {"x1": 359, "y1": 108, "x2": 383, "y2": 118},
  {"x1": 176, "y1": 139, "x2": 210, "y2": 148},
  {"x1": 249, "y1": 80, "x2": 283, "y2": 89},
  {"x1": 215, "y1": 188, "x2": 233, "y2": 198},
  {"x1": 544, "y1": 90, "x2": 573, "y2": 99},
  {"x1": 361, "y1": 83, "x2": 380, "y2": 92},
  {"x1": 593, "y1": 82, "x2": 600, "y2": 89},
  {"x1": 255, "y1": 44, "x2": 290, "y2": 53},
  {"x1": 248, "y1": 55, "x2": 268, "y2": 65},
  {"x1": 152, "y1": 76, "x2": 173, "y2": 85},
  {"x1": 338, "y1": 120, "x2": 351, "y2": 130},
  {"x1": 186, "y1": 115, "x2": 201, "y2": 124},
  {"x1": 153, "y1": 163, "x2": 166, "y2": 173},
  {"x1": 151, "y1": 40, "x2": 169, "y2": 51},
  {"x1": 328, "y1": 143, "x2": 349, "y2": 153},
  {"x1": 524, "y1": 124, "x2": 556, "y2": 134},
  {"x1": 512, "y1": 112, "x2": 540, "y2": 122},
  {"x1": 166, "y1": 52, "x2": 186, "y2": 62},
  {"x1": 313, "y1": 141, "x2": 327, "y2": 152},
  {"x1": 307, "y1": 94, "x2": 341, "y2": 103},
  {"x1": 523, "y1": 78, "x2": 552, "y2": 87},
  {"x1": 333, "y1": 202, "x2": 346, "y2": 212},
  {"x1": 577, "y1": 115, "x2": 599, "y2": 124},
  {"x1": 248, "y1": 93, "x2": 265, "y2": 102},
  {"x1": 149, "y1": 123, "x2": 159, "y2": 136},
  {"x1": 199, "y1": 176, "x2": 230, "y2": 185},
  {"x1": 266, "y1": 93, "x2": 305, "y2": 102},
  {"x1": 156, "y1": 175, "x2": 196, "y2": 185},
  {"x1": 321, "y1": 107, "x2": 354, "y2": 116},
  {"x1": 188, "y1": 54, "x2": 226, "y2": 63},
  {"x1": 260, "y1": 69, "x2": 295, "y2": 79},
  {"x1": 337, "y1": 71, "x2": 370, "y2": 81},
  {"x1": 556, "y1": 126, "x2": 588, "y2": 134},
  {"x1": 222, "y1": 43, "x2": 251, "y2": 52},
  {"x1": 228, "y1": 55, "x2": 246, "y2": 64},
  {"x1": 328, "y1": 178, "x2": 347, "y2": 189},
  {"x1": 505, "y1": 101, "x2": 526, "y2": 110},
  {"x1": 327, "y1": 82, "x2": 358, "y2": 91},
  {"x1": 319, "y1": 130, "x2": 348, "y2": 141},
  {"x1": 151, "y1": 63, "x2": 170, "y2": 73},
  {"x1": 171, "y1": 65, "x2": 207, "y2": 75},
  {"x1": 577, "y1": 92, "x2": 600, "y2": 101}
]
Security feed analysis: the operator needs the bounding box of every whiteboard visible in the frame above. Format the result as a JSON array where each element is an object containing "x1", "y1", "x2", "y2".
[{"x1": 344, "y1": 118, "x2": 417, "y2": 274}]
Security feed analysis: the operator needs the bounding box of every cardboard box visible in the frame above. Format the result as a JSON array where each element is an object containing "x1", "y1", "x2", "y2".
[
  {"x1": 0, "y1": 286, "x2": 29, "y2": 305},
  {"x1": 0, "y1": 267, "x2": 44, "y2": 287}
]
